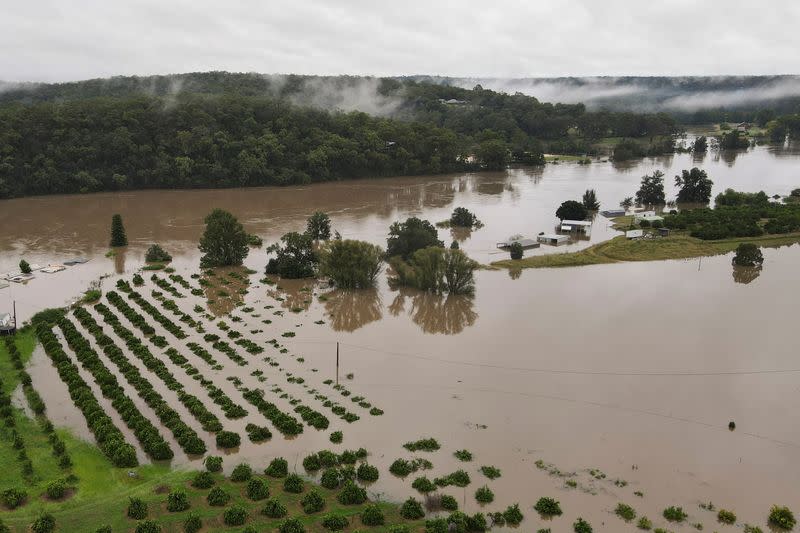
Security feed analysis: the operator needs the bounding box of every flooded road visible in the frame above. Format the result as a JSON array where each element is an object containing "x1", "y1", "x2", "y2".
[{"x1": 1, "y1": 138, "x2": 800, "y2": 530}]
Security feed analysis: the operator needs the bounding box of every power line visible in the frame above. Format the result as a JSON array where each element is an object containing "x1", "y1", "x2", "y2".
[{"x1": 280, "y1": 339, "x2": 800, "y2": 378}]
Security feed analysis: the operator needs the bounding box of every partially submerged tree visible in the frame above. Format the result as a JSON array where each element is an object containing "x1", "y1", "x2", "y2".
[
  {"x1": 318, "y1": 239, "x2": 383, "y2": 289},
  {"x1": 635, "y1": 171, "x2": 666, "y2": 206},
  {"x1": 145, "y1": 244, "x2": 172, "y2": 263},
  {"x1": 266, "y1": 232, "x2": 317, "y2": 278},
  {"x1": 110, "y1": 214, "x2": 128, "y2": 247},
  {"x1": 390, "y1": 247, "x2": 477, "y2": 295},
  {"x1": 198, "y1": 209, "x2": 249, "y2": 267},
  {"x1": 509, "y1": 242, "x2": 523, "y2": 260},
  {"x1": 449, "y1": 207, "x2": 481, "y2": 228},
  {"x1": 19, "y1": 259, "x2": 31, "y2": 274},
  {"x1": 733, "y1": 243, "x2": 764, "y2": 267},
  {"x1": 306, "y1": 212, "x2": 332, "y2": 241},
  {"x1": 556, "y1": 200, "x2": 588, "y2": 221},
  {"x1": 619, "y1": 197, "x2": 634, "y2": 210},
  {"x1": 476, "y1": 139, "x2": 508, "y2": 170},
  {"x1": 674, "y1": 167, "x2": 713, "y2": 203},
  {"x1": 693, "y1": 136, "x2": 708, "y2": 153},
  {"x1": 582, "y1": 189, "x2": 600, "y2": 211},
  {"x1": 386, "y1": 217, "x2": 443, "y2": 259}
]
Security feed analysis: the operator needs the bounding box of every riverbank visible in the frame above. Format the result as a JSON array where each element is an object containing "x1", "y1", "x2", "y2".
[{"x1": 491, "y1": 232, "x2": 800, "y2": 269}]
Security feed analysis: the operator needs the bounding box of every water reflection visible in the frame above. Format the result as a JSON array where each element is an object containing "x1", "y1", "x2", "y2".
[
  {"x1": 323, "y1": 288, "x2": 382, "y2": 332},
  {"x1": 266, "y1": 277, "x2": 315, "y2": 312},
  {"x1": 732, "y1": 265, "x2": 762, "y2": 285},
  {"x1": 113, "y1": 248, "x2": 127, "y2": 274},
  {"x1": 507, "y1": 267, "x2": 522, "y2": 280},
  {"x1": 202, "y1": 266, "x2": 249, "y2": 316},
  {"x1": 389, "y1": 288, "x2": 478, "y2": 335}
]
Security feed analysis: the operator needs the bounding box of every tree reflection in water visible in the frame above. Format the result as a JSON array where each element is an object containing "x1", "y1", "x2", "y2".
[
  {"x1": 732, "y1": 264, "x2": 762, "y2": 285},
  {"x1": 113, "y1": 248, "x2": 126, "y2": 274},
  {"x1": 266, "y1": 277, "x2": 315, "y2": 312},
  {"x1": 202, "y1": 266, "x2": 248, "y2": 316},
  {"x1": 324, "y1": 288, "x2": 382, "y2": 332},
  {"x1": 389, "y1": 288, "x2": 478, "y2": 335}
]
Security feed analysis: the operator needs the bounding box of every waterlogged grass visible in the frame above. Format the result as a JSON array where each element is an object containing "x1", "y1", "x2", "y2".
[{"x1": 492, "y1": 233, "x2": 800, "y2": 270}]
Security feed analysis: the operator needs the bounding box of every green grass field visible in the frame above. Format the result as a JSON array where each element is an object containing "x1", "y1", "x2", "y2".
[
  {"x1": 492, "y1": 232, "x2": 800, "y2": 270},
  {"x1": 0, "y1": 331, "x2": 423, "y2": 533}
]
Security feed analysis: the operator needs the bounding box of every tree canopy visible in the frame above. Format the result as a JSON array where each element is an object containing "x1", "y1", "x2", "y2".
[
  {"x1": 386, "y1": 217, "x2": 443, "y2": 259},
  {"x1": 635, "y1": 171, "x2": 666, "y2": 206},
  {"x1": 198, "y1": 209, "x2": 249, "y2": 267},
  {"x1": 266, "y1": 232, "x2": 317, "y2": 279},
  {"x1": 556, "y1": 200, "x2": 588, "y2": 221},
  {"x1": 110, "y1": 214, "x2": 128, "y2": 247},
  {"x1": 319, "y1": 240, "x2": 384, "y2": 289},
  {"x1": 674, "y1": 167, "x2": 713, "y2": 203},
  {"x1": 306, "y1": 212, "x2": 332, "y2": 241}
]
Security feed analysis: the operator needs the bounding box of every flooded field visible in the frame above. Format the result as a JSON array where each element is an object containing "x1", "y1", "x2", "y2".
[{"x1": 2, "y1": 139, "x2": 800, "y2": 531}]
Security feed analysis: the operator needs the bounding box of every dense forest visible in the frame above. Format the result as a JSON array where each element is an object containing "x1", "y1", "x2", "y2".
[{"x1": 0, "y1": 72, "x2": 680, "y2": 198}]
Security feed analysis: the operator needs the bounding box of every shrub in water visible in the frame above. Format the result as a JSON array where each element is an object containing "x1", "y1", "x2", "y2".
[
  {"x1": 127, "y1": 497, "x2": 148, "y2": 519},
  {"x1": 446, "y1": 470, "x2": 470, "y2": 487},
  {"x1": 412, "y1": 476, "x2": 436, "y2": 493},
  {"x1": 330, "y1": 431, "x2": 343, "y2": 443},
  {"x1": 717, "y1": 509, "x2": 736, "y2": 524},
  {"x1": 303, "y1": 453, "x2": 321, "y2": 471},
  {"x1": 45, "y1": 480, "x2": 66, "y2": 500},
  {"x1": 479, "y1": 465, "x2": 501, "y2": 479},
  {"x1": 337, "y1": 480, "x2": 367, "y2": 505},
  {"x1": 262, "y1": 498, "x2": 288, "y2": 518},
  {"x1": 357, "y1": 463, "x2": 379, "y2": 482},
  {"x1": 768, "y1": 505, "x2": 796, "y2": 530},
  {"x1": 615, "y1": 503, "x2": 636, "y2": 521},
  {"x1": 637, "y1": 516, "x2": 653, "y2": 530},
  {"x1": 663, "y1": 506, "x2": 687, "y2": 522},
  {"x1": 246, "y1": 477, "x2": 269, "y2": 501},
  {"x1": 440, "y1": 494, "x2": 458, "y2": 511},
  {"x1": 320, "y1": 468, "x2": 341, "y2": 489},
  {"x1": 403, "y1": 437, "x2": 440, "y2": 452},
  {"x1": 280, "y1": 518, "x2": 305, "y2": 533},
  {"x1": 167, "y1": 489, "x2": 190, "y2": 512},
  {"x1": 216, "y1": 431, "x2": 241, "y2": 449},
  {"x1": 390, "y1": 458, "x2": 413, "y2": 477},
  {"x1": 223, "y1": 504, "x2": 248, "y2": 526},
  {"x1": 207, "y1": 486, "x2": 230, "y2": 506},
  {"x1": 362, "y1": 504, "x2": 385, "y2": 526},
  {"x1": 183, "y1": 512, "x2": 202, "y2": 533},
  {"x1": 204, "y1": 455, "x2": 223, "y2": 472},
  {"x1": 265, "y1": 457, "x2": 288, "y2": 477},
  {"x1": 475, "y1": 486, "x2": 494, "y2": 504},
  {"x1": 191, "y1": 471, "x2": 214, "y2": 489},
  {"x1": 323, "y1": 513, "x2": 350, "y2": 531},
  {"x1": 284, "y1": 473, "x2": 304, "y2": 493},
  {"x1": 573, "y1": 517, "x2": 592, "y2": 533},
  {"x1": 318, "y1": 449, "x2": 339, "y2": 467},
  {"x1": 503, "y1": 503, "x2": 524, "y2": 525},
  {"x1": 301, "y1": 489, "x2": 325, "y2": 514},
  {"x1": 535, "y1": 497, "x2": 562, "y2": 517},
  {"x1": 509, "y1": 242, "x2": 523, "y2": 260},
  {"x1": 230, "y1": 463, "x2": 253, "y2": 482},
  {"x1": 401, "y1": 497, "x2": 425, "y2": 520}
]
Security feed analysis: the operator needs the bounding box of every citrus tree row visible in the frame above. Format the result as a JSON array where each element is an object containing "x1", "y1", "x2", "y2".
[
  {"x1": 93, "y1": 300, "x2": 224, "y2": 434},
  {"x1": 72, "y1": 307, "x2": 208, "y2": 455},
  {"x1": 57, "y1": 317, "x2": 174, "y2": 460},
  {"x1": 35, "y1": 323, "x2": 138, "y2": 467},
  {"x1": 240, "y1": 388, "x2": 304, "y2": 436}
]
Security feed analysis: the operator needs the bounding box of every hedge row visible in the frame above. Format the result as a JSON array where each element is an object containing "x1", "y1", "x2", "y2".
[
  {"x1": 150, "y1": 274, "x2": 184, "y2": 298},
  {"x1": 105, "y1": 290, "x2": 155, "y2": 335},
  {"x1": 293, "y1": 405, "x2": 330, "y2": 431},
  {"x1": 35, "y1": 323, "x2": 138, "y2": 467},
  {"x1": 186, "y1": 342, "x2": 222, "y2": 368},
  {"x1": 126, "y1": 290, "x2": 187, "y2": 339},
  {"x1": 72, "y1": 307, "x2": 207, "y2": 455},
  {"x1": 93, "y1": 301, "x2": 224, "y2": 433},
  {"x1": 0, "y1": 363, "x2": 36, "y2": 480},
  {"x1": 241, "y1": 388, "x2": 304, "y2": 436},
  {"x1": 164, "y1": 348, "x2": 248, "y2": 419},
  {"x1": 58, "y1": 318, "x2": 174, "y2": 460}
]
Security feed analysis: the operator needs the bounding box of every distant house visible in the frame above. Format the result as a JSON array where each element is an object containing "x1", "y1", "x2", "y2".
[
  {"x1": 559, "y1": 220, "x2": 592, "y2": 233},
  {"x1": 626, "y1": 229, "x2": 644, "y2": 239},
  {"x1": 0, "y1": 313, "x2": 15, "y2": 336},
  {"x1": 438, "y1": 98, "x2": 468, "y2": 105},
  {"x1": 633, "y1": 211, "x2": 664, "y2": 223},
  {"x1": 736, "y1": 122, "x2": 751, "y2": 132},
  {"x1": 600, "y1": 209, "x2": 626, "y2": 218},
  {"x1": 537, "y1": 233, "x2": 569, "y2": 245}
]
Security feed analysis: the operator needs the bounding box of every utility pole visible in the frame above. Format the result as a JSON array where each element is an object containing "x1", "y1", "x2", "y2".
[
  {"x1": 13, "y1": 300, "x2": 16, "y2": 334},
  {"x1": 336, "y1": 342, "x2": 340, "y2": 386}
]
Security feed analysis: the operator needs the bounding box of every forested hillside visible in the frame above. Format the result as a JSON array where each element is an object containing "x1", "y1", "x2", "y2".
[{"x1": 0, "y1": 72, "x2": 677, "y2": 198}]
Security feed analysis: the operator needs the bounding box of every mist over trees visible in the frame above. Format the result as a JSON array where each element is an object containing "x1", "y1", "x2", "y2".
[{"x1": 0, "y1": 72, "x2": 679, "y2": 199}]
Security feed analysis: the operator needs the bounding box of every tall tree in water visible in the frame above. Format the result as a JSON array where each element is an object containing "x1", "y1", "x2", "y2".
[
  {"x1": 635, "y1": 171, "x2": 666, "y2": 206},
  {"x1": 109, "y1": 214, "x2": 128, "y2": 247},
  {"x1": 582, "y1": 189, "x2": 600, "y2": 210},
  {"x1": 198, "y1": 209, "x2": 249, "y2": 267},
  {"x1": 674, "y1": 167, "x2": 713, "y2": 203},
  {"x1": 306, "y1": 212, "x2": 332, "y2": 241}
]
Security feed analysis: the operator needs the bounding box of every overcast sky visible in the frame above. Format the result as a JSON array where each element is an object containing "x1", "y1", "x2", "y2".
[{"x1": 3, "y1": 0, "x2": 799, "y2": 83}]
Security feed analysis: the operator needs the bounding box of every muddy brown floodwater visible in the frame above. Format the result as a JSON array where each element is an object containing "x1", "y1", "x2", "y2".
[{"x1": 2, "y1": 136, "x2": 800, "y2": 531}]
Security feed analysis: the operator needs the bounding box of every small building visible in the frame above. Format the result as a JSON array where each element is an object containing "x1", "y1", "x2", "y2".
[
  {"x1": 633, "y1": 211, "x2": 663, "y2": 223},
  {"x1": 496, "y1": 238, "x2": 540, "y2": 250},
  {"x1": 559, "y1": 220, "x2": 593, "y2": 233},
  {"x1": 8, "y1": 273, "x2": 34, "y2": 283},
  {"x1": 626, "y1": 229, "x2": 644, "y2": 239},
  {"x1": 600, "y1": 209, "x2": 626, "y2": 218},
  {"x1": 63, "y1": 257, "x2": 88, "y2": 265},
  {"x1": 0, "y1": 313, "x2": 15, "y2": 336},
  {"x1": 736, "y1": 122, "x2": 751, "y2": 132},
  {"x1": 41, "y1": 264, "x2": 66, "y2": 274},
  {"x1": 538, "y1": 233, "x2": 569, "y2": 245},
  {"x1": 658, "y1": 227, "x2": 671, "y2": 237}
]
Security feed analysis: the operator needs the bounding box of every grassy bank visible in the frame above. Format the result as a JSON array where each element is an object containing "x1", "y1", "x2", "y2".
[{"x1": 492, "y1": 233, "x2": 800, "y2": 270}]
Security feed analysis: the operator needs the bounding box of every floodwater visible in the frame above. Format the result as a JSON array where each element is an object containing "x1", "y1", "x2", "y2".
[{"x1": 2, "y1": 137, "x2": 800, "y2": 531}]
